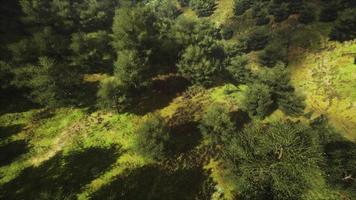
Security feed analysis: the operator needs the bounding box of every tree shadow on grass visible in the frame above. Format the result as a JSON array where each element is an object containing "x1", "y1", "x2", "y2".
[
  {"x1": 91, "y1": 165, "x2": 215, "y2": 200},
  {"x1": 0, "y1": 147, "x2": 120, "y2": 200},
  {"x1": 168, "y1": 122, "x2": 202, "y2": 156},
  {"x1": 0, "y1": 124, "x2": 24, "y2": 140},
  {"x1": 324, "y1": 141, "x2": 356, "y2": 190},
  {"x1": 131, "y1": 75, "x2": 190, "y2": 116},
  {"x1": 0, "y1": 140, "x2": 28, "y2": 167}
]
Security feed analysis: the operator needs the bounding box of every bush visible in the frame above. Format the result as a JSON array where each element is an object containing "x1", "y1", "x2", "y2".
[
  {"x1": 189, "y1": 0, "x2": 216, "y2": 17},
  {"x1": 243, "y1": 28, "x2": 269, "y2": 52},
  {"x1": 234, "y1": 0, "x2": 252, "y2": 16},
  {"x1": 298, "y1": 6, "x2": 316, "y2": 24},
  {"x1": 134, "y1": 114, "x2": 170, "y2": 161},
  {"x1": 226, "y1": 55, "x2": 251, "y2": 84},
  {"x1": 329, "y1": 8, "x2": 356, "y2": 41},
  {"x1": 243, "y1": 83, "x2": 274, "y2": 119},
  {"x1": 258, "y1": 41, "x2": 287, "y2": 67},
  {"x1": 177, "y1": 45, "x2": 221, "y2": 86},
  {"x1": 97, "y1": 77, "x2": 133, "y2": 113},
  {"x1": 319, "y1": 6, "x2": 338, "y2": 22},
  {"x1": 199, "y1": 104, "x2": 236, "y2": 146},
  {"x1": 223, "y1": 122, "x2": 323, "y2": 200},
  {"x1": 271, "y1": 3, "x2": 290, "y2": 22}
]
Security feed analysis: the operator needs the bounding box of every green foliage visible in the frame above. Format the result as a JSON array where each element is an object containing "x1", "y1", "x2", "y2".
[
  {"x1": 70, "y1": 31, "x2": 114, "y2": 73},
  {"x1": 199, "y1": 104, "x2": 236, "y2": 145},
  {"x1": 319, "y1": 6, "x2": 338, "y2": 22},
  {"x1": 97, "y1": 77, "x2": 132, "y2": 113},
  {"x1": 330, "y1": 8, "x2": 356, "y2": 41},
  {"x1": 134, "y1": 114, "x2": 170, "y2": 161},
  {"x1": 269, "y1": 2, "x2": 290, "y2": 23},
  {"x1": 258, "y1": 41, "x2": 287, "y2": 67},
  {"x1": 11, "y1": 57, "x2": 81, "y2": 107},
  {"x1": 298, "y1": 6, "x2": 316, "y2": 24},
  {"x1": 226, "y1": 55, "x2": 251, "y2": 84},
  {"x1": 257, "y1": 64, "x2": 305, "y2": 116},
  {"x1": 0, "y1": 61, "x2": 12, "y2": 89},
  {"x1": 114, "y1": 49, "x2": 151, "y2": 89},
  {"x1": 112, "y1": 6, "x2": 158, "y2": 52},
  {"x1": 243, "y1": 83, "x2": 274, "y2": 119},
  {"x1": 177, "y1": 45, "x2": 221, "y2": 86},
  {"x1": 189, "y1": 0, "x2": 217, "y2": 17},
  {"x1": 242, "y1": 28, "x2": 269, "y2": 52},
  {"x1": 234, "y1": 0, "x2": 252, "y2": 16},
  {"x1": 223, "y1": 122, "x2": 323, "y2": 200}
]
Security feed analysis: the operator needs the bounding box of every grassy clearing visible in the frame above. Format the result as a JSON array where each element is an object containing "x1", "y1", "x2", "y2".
[{"x1": 291, "y1": 40, "x2": 356, "y2": 141}]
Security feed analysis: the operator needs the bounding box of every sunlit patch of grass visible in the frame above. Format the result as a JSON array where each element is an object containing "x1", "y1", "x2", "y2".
[{"x1": 291, "y1": 40, "x2": 356, "y2": 141}]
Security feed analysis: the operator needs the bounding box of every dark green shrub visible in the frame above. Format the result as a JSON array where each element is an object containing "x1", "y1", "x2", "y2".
[
  {"x1": 319, "y1": 6, "x2": 338, "y2": 22},
  {"x1": 258, "y1": 41, "x2": 287, "y2": 67},
  {"x1": 234, "y1": 0, "x2": 252, "y2": 16},
  {"x1": 134, "y1": 114, "x2": 170, "y2": 161},
  {"x1": 330, "y1": 8, "x2": 356, "y2": 41},
  {"x1": 243, "y1": 28, "x2": 269, "y2": 52},
  {"x1": 190, "y1": 0, "x2": 216, "y2": 17},
  {"x1": 243, "y1": 83, "x2": 274, "y2": 119},
  {"x1": 226, "y1": 55, "x2": 251, "y2": 84},
  {"x1": 199, "y1": 104, "x2": 236, "y2": 145},
  {"x1": 298, "y1": 6, "x2": 316, "y2": 24}
]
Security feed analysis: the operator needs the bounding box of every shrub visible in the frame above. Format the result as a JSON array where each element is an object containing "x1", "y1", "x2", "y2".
[
  {"x1": 177, "y1": 45, "x2": 221, "y2": 86},
  {"x1": 258, "y1": 41, "x2": 287, "y2": 67},
  {"x1": 134, "y1": 114, "x2": 170, "y2": 161},
  {"x1": 226, "y1": 55, "x2": 251, "y2": 84},
  {"x1": 97, "y1": 77, "x2": 133, "y2": 113},
  {"x1": 199, "y1": 104, "x2": 236, "y2": 146},
  {"x1": 234, "y1": 0, "x2": 252, "y2": 16},
  {"x1": 243, "y1": 83, "x2": 274, "y2": 119},
  {"x1": 329, "y1": 8, "x2": 356, "y2": 41},
  {"x1": 189, "y1": 0, "x2": 216, "y2": 17},
  {"x1": 319, "y1": 6, "x2": 338, "y2": 22},
  {"x1": 243, "y1": 28, "x2": 269, "y2": 52},
  {"x1": 298, "y1": 6, "x2": 316, "y2": 24}
]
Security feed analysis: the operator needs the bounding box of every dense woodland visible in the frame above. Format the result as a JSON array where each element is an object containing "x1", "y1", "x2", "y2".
[{"x1": 0, "y1": 0, "x2": 356, "y2": 199}]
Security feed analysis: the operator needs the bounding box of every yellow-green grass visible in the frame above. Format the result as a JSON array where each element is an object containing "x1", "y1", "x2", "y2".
[{"x1": 291, "y1": 40, "x2": 356, "y2": 141}]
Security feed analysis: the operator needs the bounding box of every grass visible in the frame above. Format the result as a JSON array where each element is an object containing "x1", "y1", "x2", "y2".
[{"x1": 290, "y1": 40, "x2": 356, "y2": 141}]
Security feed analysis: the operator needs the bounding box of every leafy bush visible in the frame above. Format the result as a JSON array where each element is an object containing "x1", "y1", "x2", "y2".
[
  {"x1": 298, "y1": 6, "x2": 316, "y2": 24},
  {"x1": 242, "y1": 28, "x2": 269, "y2": 52},
  {"x1": 319, "y1": 6, "x2": 338, "y2": 22},
  {"x1": 226, "y1": 55, "x2": 251, "y2": 84},
  {"x1": 199, "y1": 104, "x2": 236, "y2": 146},
  {"x1": 134, "y1": 114, "x2": 170, "y2": 161},
  {"x1": 258, "y1": 41, "x2": 287, "y2": 67},
  {"x1": 223, "y1": 122, "x2": 323, "y2": 200},
  {"x1": 189, "y1": 0, "x2": 216, "y2": 17},
  {"x1": 97, "y1": 77, "x2": 133, "y2": 113},
  {"x1": 243, "y1": 83, "x2": 274, "y2": 119},
  {"x1": 329, "y1": 8, "x2": 356, "y2": 41},
  {"x1": 177, "y1": 45, "x2": 221, "y2": 86},
  {"x1": 234, "y1": 0, "x2": 252, "y2": 16}
]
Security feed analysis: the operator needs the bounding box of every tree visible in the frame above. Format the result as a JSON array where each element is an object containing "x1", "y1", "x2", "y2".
[
  {"x1": 226, "y1": 55, "x2": 251, "y2": 84},
  {"x1": 234, "y1": 0, "x2": 252, "y2": 16},
  {"x1": 319, "y1": 6, "x2": 338, "y2": 22},
  {"x1": 242, "y1": 28, "x2": 269, "y2": 52},
  {"x1": 199, "y1": 104, "x2": 236, "y2": 146},
  {"x1": 177, "y1": 45, "x2": 221, "y2": 86},
  {"x1": 243, "y1": 83, "x2": 274, "y2": 119},
  {"x1": 222, "y1": 122, "x2": 323, "y2": 200},
  {"x1": 189, "y1": 0, "x2": 216, "y2": 17},
  {"x1": 330, "y1": 8, "x2": 356, "y2": 41},
  {"x1": 114, "y1": 49, "x2": 151, "y2": 89},
  {"x1": 134, "y1": 114, "x2": 170, "y2": 161},
  {"x1": 298, "y1": 6, "x2": 316, "y2": 24},
  {"x1": 258, "y1": 41, "x2": 287, "y2": 67},
  {"x1": 12, "y1": 57, "x2": 81, "y2": 107}
]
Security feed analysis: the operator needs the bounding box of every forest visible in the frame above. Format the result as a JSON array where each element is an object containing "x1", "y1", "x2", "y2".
[{"x1": 0, "y1": 0, "x2": 355, "y2": 199}]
